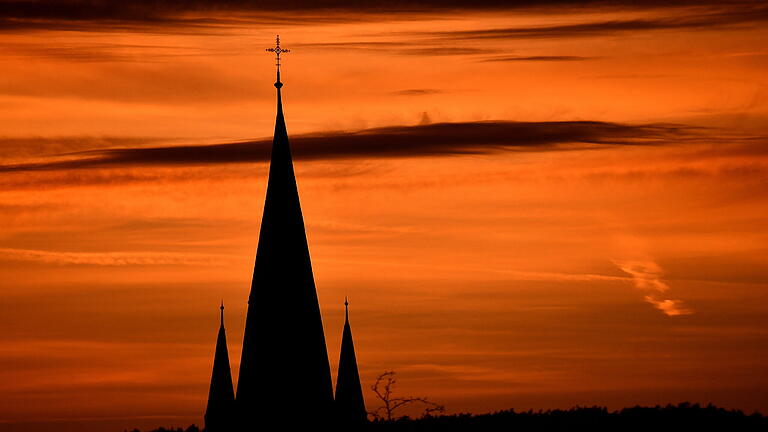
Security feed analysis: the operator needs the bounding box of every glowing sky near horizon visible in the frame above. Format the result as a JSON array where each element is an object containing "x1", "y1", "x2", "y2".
[{"x1": 1, "y1": 2, "x2": 767, "y2": 431}]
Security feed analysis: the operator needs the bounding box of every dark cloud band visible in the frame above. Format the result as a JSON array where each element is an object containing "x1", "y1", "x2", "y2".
[
  {"x1": 481, "y1": 56, "x2": 597, "y2": 62},
  {"x1": 420, "y1": 6, "x2": 768, "y2": 41},
  {"x1": 0, "y1": 120, "x2": 695, "y2": 173},
  {"x1": 1, "y1": 1, "x2": 765, "y2": 32}
]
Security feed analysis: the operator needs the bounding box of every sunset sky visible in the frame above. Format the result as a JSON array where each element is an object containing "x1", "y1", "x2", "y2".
[{"x1": 1, "y1": 1, "x2": 767, "y2": 431}]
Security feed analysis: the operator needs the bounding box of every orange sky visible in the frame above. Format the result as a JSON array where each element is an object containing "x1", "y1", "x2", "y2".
[{"x1": 1, "y1": 2, "x2": 767, "y2": 431}]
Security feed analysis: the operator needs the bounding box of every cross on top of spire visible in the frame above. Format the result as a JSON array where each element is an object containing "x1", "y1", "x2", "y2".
[{"x1": 266, "y1": 34, "x2": 290, "y2": 88}]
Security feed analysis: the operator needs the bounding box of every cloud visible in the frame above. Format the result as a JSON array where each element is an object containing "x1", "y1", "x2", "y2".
[
  {"x1": 0, "y1": 136, "x2": 165, "y2": 160},
  {"x1": 0, "y1": 42, "x2": 216, "y2": 63},
  {"x1": 293, "y1": 41, "x2": 502, "y2": 57},
  {"x1": 296, "y1": 42, "x2": 501, "y2": 57},
  {"x1": 0, "y1": 120, "x2": 695, "y2": 173},
  {"x1": 0, "y1": 61, "x2": 268, "y2": 103},
  {"x1": 0, "y1": 248, "x2": 228, "y2": 266},
  {"x1": 420, "y1": 5, "x2": 768, "y2": 40},
  {"x1": 0, "y1": 1, "x2": 765, "y2": 32},
  {"x1": 615, "y1": 260, "x2": 693, "y2": 316},
  {"x1": 294, "y1": 41, "x2": 403, "y2": 51},
  {"x1": 642, "y1": 296, "x2": 693, "y2": 317},
  {"x1": 481, "y1": 55, "x2": 597, "y2": 62},
  {"x1": 392, "y1": 89, "x2": 446, "y2": 96}
]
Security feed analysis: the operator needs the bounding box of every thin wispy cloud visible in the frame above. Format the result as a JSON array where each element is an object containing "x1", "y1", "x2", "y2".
[
  {"x1": 0, "y1": 248, "x2": 229, "y2": 266},
  {"x1": 481, "y1": 55, "x2": 597, "y2": 62},
  {"x1": 0, "y1": 136, "x2": 166, "y2": 160},
  {"x1": 392, "y1": 89, "x2": 446, "y2": 96},
  {"x1": 419, "y1": 6, "x2": 768, "y2": 41},
  {"x1": 615, "y1": 260, "x2": 693, "y2": 316},
  {"x1": 295, "y1": 41, "x2": 501, "y2": 57},
  {"x1": 0, "y1": 42, "x2": 217, "y2": 63}
]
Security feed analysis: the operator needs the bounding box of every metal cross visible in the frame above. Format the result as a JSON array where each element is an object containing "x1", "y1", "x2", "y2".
[{"x1": 266, "y1": 34, "x2": 290, "y2": 70}]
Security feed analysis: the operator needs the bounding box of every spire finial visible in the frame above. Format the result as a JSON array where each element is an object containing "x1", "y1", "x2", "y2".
[
  {"x1": 344, "y1": 297, "x2": 349, "y2": 321},
  {"x1": 220, "y1": 301, "x2": 225, "y2": 328},
  {"x1": 266, "y1": 34, "x2": 290, "y2": 89}
]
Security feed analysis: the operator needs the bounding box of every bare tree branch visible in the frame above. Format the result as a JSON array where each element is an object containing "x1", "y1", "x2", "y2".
[{"x1": 368, "y1": 371, "x2": 445, "y2": 421}]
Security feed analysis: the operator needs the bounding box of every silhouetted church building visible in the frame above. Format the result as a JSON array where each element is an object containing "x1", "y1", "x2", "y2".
[{"x1": 203, "y1": 36, "x2": 367, "y2": 431}]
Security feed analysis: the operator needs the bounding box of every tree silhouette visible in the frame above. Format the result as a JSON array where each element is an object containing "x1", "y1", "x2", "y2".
[
  {"x1": 369, "y1": 371, "x2": 445, "y2": 421},
  {"x1": 128, "y1": 402, "x2": 766, "y2": 431}
]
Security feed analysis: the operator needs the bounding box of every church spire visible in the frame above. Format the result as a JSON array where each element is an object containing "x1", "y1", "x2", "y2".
[
  {"x1": 204, "y1": 303, "x2": 234, "y2": 432},
  {"x1": 335, "y1": 298, "x2": 368, "y2": 427},
  {"x1": 237, "y1": 36, "x2": 334, "y2": 426}
]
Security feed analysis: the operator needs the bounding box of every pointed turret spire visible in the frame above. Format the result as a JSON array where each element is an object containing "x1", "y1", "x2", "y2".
[
  {"x1": 204, "y1": 303, "x2": 234, "y2": 432},
  {"x1": 237, "y1": 36, "x2": 334, "y2": 426},
  {"x1": 335, "y1": 298, "x2": 368, "y2": 427}
]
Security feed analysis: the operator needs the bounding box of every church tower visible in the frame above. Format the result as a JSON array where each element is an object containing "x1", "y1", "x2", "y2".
[
  {"x1": 204, "y1": 303, "x2": 234, "y2": 432},
  {"x1": 335, "y1": 298, "x2": 368, "y2": 426},
  {"x1": 236, "y1": 36, "x2": 334, "y2": 426}
]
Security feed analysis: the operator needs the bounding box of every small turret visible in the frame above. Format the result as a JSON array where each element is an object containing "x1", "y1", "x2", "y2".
[
  {"x1": 204, "y1": 302, "x2": 234, "y2": 432},
  {"x1": 335, "y1": 298, "x2": 368, "y2": 427}
]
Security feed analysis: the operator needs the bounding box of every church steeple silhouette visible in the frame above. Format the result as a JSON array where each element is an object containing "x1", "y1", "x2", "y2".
[
  {"x1": 335, "y1": 298, "x2": 368, "y2": 426},
  {"x1": 204, "y1": 302, "x2": 234, "y2": 432},
  {"x1": 236, "y1": 35, "x2": 334, "y2": 425}
]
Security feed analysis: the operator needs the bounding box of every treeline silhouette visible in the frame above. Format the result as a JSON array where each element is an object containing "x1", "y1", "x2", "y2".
[
  {"x1": 127, "y1": 403, "x2": 766, "y2": 432},
  {"x1": 369, "y1": 403, "x2": 767, "y2": 432},
  {"x1": 124, "y1": 427, "x2": 199, "y2": 432}
]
